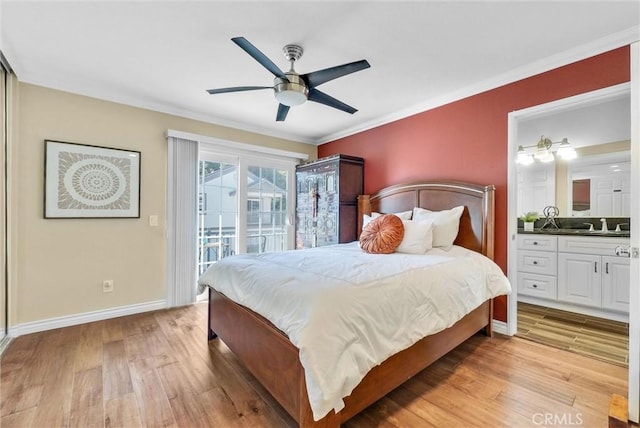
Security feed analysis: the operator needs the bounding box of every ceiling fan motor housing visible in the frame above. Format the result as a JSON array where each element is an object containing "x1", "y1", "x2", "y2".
[{"x1": 274, "y1": 73, "x2": 308, "y2": 106}]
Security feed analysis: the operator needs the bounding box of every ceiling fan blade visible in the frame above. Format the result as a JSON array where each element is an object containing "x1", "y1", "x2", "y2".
[
  {"x1": 231, "y1": 37, "x2": 285, "y2": 78},
  {"x1": 206, "y1": 86, "x2": 272, "y2": 95},
  {"x1": 308, "y1": 89, "x2": 357, "y2": 114},
  {"x1": 302, "y1": 60, "x2": 371, "y2": 88},
  {"x1": 276, "y1": 104, "x2": 290, "y2": 122}
]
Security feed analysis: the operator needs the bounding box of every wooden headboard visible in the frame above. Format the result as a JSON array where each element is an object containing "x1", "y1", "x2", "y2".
[{"x1": 357, "y1": 181, "x2": 495, "y2": 259}]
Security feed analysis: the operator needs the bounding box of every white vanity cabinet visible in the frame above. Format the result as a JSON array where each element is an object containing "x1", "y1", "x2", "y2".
[
  {"x1": 557, "y1": 235, "x2": 630, "y2": 314},
  {"x1": 517, "y1": 233, "x2": 630, "y2": 320},
  {"x1": 557, "y1": 252, "x2": 602, "y2": 308},
  {"x1": 602, "y1": 255, "x2": 630, "y2": 312},
  {"x1": 517, "y1": 235, "x2": 558, "y2": 301}
]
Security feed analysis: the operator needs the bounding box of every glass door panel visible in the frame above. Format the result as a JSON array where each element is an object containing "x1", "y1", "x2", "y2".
[
  {"x1": 198, "y1": 159, "x2": 238, "y2": 275},
  {"x1": 246, "y1": 165, "x2": 289, "y2": 254}
]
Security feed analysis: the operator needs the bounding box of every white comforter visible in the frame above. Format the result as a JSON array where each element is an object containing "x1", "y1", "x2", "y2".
[{"x1": 198, "y1": 242, "x2": 511, "y2": 421}]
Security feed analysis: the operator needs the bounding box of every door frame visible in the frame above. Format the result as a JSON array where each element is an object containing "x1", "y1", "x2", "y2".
[{"x1": 506, "y1": 79, "x2": 638, "y2": 421}]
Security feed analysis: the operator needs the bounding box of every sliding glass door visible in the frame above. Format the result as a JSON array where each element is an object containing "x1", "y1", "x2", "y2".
[{"x1": 197, "y1": 151, "x2": 295, "y2": 274}]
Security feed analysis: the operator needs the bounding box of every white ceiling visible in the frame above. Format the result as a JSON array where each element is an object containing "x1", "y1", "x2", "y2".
[{"x1": 1, "y1": 1, "x2": 639, "y2": 145}]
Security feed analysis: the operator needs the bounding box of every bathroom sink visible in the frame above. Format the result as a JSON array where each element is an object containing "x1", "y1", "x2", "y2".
[{"x1": 552, "y1": 229, "x2": 630, "y2": 236}]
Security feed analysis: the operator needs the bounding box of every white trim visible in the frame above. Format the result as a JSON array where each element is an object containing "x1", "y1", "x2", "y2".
[
  {"x1": 510, "y1": 83, "x2": 630, "y2": 119},
  {"x1": 319, "y1": 27, "x2": 639, "y2": 145},
  {"x1": 167, "y1": 129, "x2": 308, "y2": 162},
  {"x1": 628, "y1": 40, "x2": 639, "y2": 424},
  {"x1": 491, "y1": 319, "x2": 509, "y2": 336},
  {"x1": 8, "y1": 300, "x2": 167, "y2": 336},
  {"x1": 506, "y1": 114, "x2": 519, "y2": 337}
]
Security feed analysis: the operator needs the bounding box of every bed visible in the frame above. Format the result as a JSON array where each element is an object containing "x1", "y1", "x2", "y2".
[{"x1": 201, "y1": 180, "x2": 507, "y2": 427}]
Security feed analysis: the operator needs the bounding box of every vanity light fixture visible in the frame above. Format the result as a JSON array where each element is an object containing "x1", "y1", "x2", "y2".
[
  {"x1": 516, "y1": 135, "x2": 577, "y2": 165},
  {"x1": 516, "y1": 146, "x2": 534, "y2": 165},
  {"x1": 556, "y1": 138, "x2": 577, "y2": 160}
]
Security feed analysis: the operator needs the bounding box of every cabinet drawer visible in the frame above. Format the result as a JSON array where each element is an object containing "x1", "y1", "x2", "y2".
[
  {"x1": 517, "y1": 234, "x2": 557, "y2": 251},
  {"x1": 518, "y1": 273, "x2": 557, "y2": 300},
  {"x1": 558, "y1": 236, "x2": 630, "y2": 256},
  {"x1": 517, "y1": 250, "x2": 557, "y2": 275}
]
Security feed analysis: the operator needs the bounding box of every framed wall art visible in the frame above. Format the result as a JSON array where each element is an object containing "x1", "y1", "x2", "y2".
[{"x1": 44, "y1": 140, "x2": 141, "y2": 218}]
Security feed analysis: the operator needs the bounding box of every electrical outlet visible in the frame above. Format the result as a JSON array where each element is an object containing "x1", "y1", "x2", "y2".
[
  {"x1": 149, "y1": 215, "x2": 158, "y2": 227},
  {"x1": 103, "y1": 280, "x2": 114, "y2": 293}
]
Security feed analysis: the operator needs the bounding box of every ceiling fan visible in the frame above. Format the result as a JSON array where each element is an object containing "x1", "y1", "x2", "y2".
[{"x1": 206, "y1": 37, "x2": 371, "y2": 122}]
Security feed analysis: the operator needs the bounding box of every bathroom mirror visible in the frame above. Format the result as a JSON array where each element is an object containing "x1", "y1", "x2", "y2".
[{"x1": 567, "y1": 151, "x2": 630, "y2": 217}]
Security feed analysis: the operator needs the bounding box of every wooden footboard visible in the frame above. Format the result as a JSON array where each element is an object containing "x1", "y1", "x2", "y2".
[{"x1": 209, "y1": 287, "x2": 492, "y2": 427}]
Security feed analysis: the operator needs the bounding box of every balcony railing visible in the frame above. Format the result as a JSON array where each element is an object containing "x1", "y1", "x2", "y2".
[{"x1": 197, "y1": 228, "x2": 288, "y2": 274}]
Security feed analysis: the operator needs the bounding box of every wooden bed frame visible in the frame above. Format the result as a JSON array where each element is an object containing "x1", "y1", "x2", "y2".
[{"x1": 207, "y1": 181, "x2": 496, "y2": 427}]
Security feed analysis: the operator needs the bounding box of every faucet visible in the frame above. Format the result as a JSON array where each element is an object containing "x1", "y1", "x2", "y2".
[
  {"x1": 615, "y1": 223, "x2": 629, "y2": 232},
  {"x1": 600, "y1": 218, "x2": 608, "y2": 232},
  {"x1": 583, "y1": 222, "x2": 595, "y2": 231}
]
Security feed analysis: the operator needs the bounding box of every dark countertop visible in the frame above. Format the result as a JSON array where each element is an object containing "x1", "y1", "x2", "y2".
[{"x1": 518, "y1": 228, "x2": 630, "y2": 238}]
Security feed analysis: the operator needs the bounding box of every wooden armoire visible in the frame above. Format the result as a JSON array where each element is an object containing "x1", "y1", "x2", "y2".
[{"x1": 295, "y1": 154, "x2": 364, "y2": 249}]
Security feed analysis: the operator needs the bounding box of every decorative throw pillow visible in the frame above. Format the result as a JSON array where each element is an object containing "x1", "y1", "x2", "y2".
[
  {"x1": 412, "y1": 206, "x2": 464, "y2": 248},
  {"x1": 395, "y1": 219, "x2": 434, "y2": 254},
  {"x1": 359, "y1": 214, "x2": 405, "y2": 254}
]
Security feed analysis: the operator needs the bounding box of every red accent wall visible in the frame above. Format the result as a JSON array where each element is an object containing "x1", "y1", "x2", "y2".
[{"x1": 319, "y1": 47, "x2": 630, "y2": 321}]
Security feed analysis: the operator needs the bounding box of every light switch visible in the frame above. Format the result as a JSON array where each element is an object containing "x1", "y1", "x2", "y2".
[{"x1": 149, "y1": 215, "x2": 158, "y2": 227}]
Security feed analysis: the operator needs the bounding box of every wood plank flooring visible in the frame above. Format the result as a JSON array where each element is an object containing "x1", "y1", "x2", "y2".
[
  {"x1": 517, "y1": 302, "x2": 629, "y2": 367},
  {"x1": 1, "y1": 302, "x2": 629, "y2": 427}
]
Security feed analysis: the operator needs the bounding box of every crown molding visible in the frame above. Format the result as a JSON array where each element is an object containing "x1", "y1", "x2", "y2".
[{"x1": 317, "y1": 26, "x2": 640, "y2": 146}]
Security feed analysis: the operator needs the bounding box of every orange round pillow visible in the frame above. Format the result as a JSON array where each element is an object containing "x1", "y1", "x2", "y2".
[{"x1": 359, "y1": 214, "x2": 405, "y2": 254}]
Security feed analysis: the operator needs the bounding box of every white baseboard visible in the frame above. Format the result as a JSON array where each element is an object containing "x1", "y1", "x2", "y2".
[
  {"x1": 492, "y1": 319, "x2": 510, "y2": 335},
  {"x1": 8, "y1": 300, "x2": 167, "y2": 337}
]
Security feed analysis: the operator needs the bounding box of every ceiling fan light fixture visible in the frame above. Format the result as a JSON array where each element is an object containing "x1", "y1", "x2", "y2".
[{"x1": 274, "y1": 74, "x2": 308, "y2": 106}]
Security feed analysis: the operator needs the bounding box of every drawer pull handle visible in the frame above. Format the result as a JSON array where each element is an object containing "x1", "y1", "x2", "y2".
[
  {"x1": 533, "y1": 242, "x2": 538, "y2": 245},
  {"x1": 532, "y1": 261, "x2": 538, "y2": 265},
  {"x1": 606, "y1": 262, "x2": 609, "y2": 274},
  {"x1": 594, "y1": 261, "x2": 598, "y2": 273},
  {"x1": 532, "y1": 284, "x2": 538, "y2": 288}
]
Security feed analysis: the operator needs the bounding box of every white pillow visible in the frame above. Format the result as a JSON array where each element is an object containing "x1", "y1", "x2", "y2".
[
  {"x1": 362, "y1": 210, "x2": 412, "y2": 229},
  {"x1": 412, "y1": 206, "x2": 464, "y2": 247},
  {"x1": 395, "y1": 219, "x2": 434, "y2": 254}
]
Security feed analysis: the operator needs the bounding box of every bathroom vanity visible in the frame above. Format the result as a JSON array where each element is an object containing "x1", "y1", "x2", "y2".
[{"x1": 517, "y1": 224, "x2": 630, "y2": 322}]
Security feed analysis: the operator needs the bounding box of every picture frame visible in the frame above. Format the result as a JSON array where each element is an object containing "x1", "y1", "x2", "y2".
[{"x1": 44, "y1": 140, "x2": 141, "y2": 218}]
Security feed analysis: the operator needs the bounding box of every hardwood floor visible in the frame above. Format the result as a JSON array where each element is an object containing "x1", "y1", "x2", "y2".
[
  {"x1": 1, "y1": 302, "x2": 628, "y2": 427},
  {"x1": 517, "y1": 302, "x2": 629, "y2": 367}
]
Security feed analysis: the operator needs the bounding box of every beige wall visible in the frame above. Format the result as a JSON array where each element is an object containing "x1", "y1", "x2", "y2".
[{"x1": 12, "y1": 83, "x2": 316, "y2": 326}]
